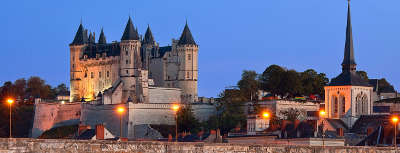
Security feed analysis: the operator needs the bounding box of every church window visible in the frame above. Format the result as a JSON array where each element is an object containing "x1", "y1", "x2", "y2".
[
  {"x1": 91, "y1": 72, "x2": 94, "y2": 78},
  {"x1": 99, "y1": 72, "x2": 102, "y2": 78},
  {"x1": 341, "y1": 97, "x2": 345, "y2": 115},
  {"x1": 188, "y1": 54, "x2": 191, "y2": 60},
  {"x1": 334, "y1": 97, "x2": 338, "y2": 114},
  {"x1": 107, "y1": 71, "x2": 109, "y2": 78}
]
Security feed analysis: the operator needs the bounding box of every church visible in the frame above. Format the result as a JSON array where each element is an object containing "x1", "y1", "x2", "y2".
[
  {"x1": 324, "y1": 1, "x2": 373, "y2": 128},
  {"x1": 69, "y1": 17, "x2": 198, "y2": 103}
]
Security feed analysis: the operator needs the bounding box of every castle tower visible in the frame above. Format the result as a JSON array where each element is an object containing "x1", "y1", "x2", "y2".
[
  {"x1": 69, "y1": 23, "x2": 88, "y2": 102},
  {"x1": 324, "y1": 1, "x2": 373, "y2": 128},
  {"x1": 176, "y1": 22, "x2": 198, "y2": 103},
  {"x1": 119, "y1": 17, "x2": 145, "y2": 103},
  {"x1": 141, "y1": 25, "x2": 156, "y2": 70}
]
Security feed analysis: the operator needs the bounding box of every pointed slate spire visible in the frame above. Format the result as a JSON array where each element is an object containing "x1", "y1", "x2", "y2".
[
  {"x1": 178, "y1": 21, "x2": 196, "y2": 45},
  {"x1": 88, "y1": 32, "x2": 94, "y2": 44},
  {"x1": 121, "y1": 17, "x2": 139, "y2": 40},
  {"x1": 143, "y1": 25, "x2": 155, "y2": 44},
  {"x1": 71, "y1": 23, "x2": 87, "y2": 45},
  {"x1": 98, "y1": 28, "x2": 107, "y2": 44},
  {"x1": 342, "y1": 0, "x2": 356, "y2": 72}
]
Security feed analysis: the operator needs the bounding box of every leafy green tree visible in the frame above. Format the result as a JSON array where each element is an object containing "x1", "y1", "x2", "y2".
[
  {"x1": 237, "y1": 70, "x2": 259, "y2": 101},
  {"x1": 177, "y1": 105, "x2": 201, "y2": 133},
  {"x1": 281, "y1": 70, "x2": 302, "y2": 97},
  {"x1": 259, "y1": 65, "x2": 286, "y2": 96},
  {"x1": 54, "y1": 83, "x2": 69, "y2": 96}
]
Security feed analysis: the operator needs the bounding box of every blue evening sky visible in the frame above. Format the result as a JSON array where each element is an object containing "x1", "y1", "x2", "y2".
[{"x1": 0, "y1": 0, "x2": 399, "y2": 97}]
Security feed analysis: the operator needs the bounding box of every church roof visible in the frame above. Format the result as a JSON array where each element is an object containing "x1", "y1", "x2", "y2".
[
  {"x1": 328, "y1": 71, "x2": 370, "y2": 86},
  {"x1": 178, "y1": 22, "x2": 196, "y2": 45},
  {"x1": 121, "y1": 17, "x2": 139, "y2": 40},
  {"x1": 71, "y1": 23, "x2": 88, "y2": 45},
  {"x1": 328, "y1": 1, "x2": 369, "y2": 87},
  {"x1": 342, "y1": 2, "x2": 356, "y2": 66},
  {"x1": 98, "y1": 28, "x2": 107, "y2": 44},
  {"x1": 143, "y1": 25, "x2": 155, "y2": 44}
]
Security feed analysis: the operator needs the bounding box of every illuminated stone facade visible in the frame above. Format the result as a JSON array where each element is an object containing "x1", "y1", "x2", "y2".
[{"x1": 69, "y1": 17, "x2": 198, "y2": 103}]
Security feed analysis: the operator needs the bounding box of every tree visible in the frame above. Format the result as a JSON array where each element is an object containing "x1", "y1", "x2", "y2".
[
  {"x1": 13, "y1": 78, "x2": 27, "y2": 99},
  {"x1": 54, "y1": 83, "x2": 69, "y2": 96},
  {"x1": 259, "y1": 65, "x2": 286, "y2": 96},
  {"x1": 281, "y1": 70, "x2": 302, "y2": 97},
  {"x1": 237, "y1": 70, "x2": 259, "y2": 101},
  {"x1": 177, "y1": 105, "x2": 201, "y2": 133},
  {"x1": 356, "y1": 71, "x2": 368, "y2": 81},
  {"x1": 280, "y1": 108, "x2": 301, "y2": 122},
  {"x1": 300, "y1": 69, "x2": 329, "y2": 97}
]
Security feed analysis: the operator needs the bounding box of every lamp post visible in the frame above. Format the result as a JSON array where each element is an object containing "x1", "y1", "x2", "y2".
[
  {"x1": 117, "y1": 106, "x2": 125, "y2": 138},
  {"x1": 7, "y1": 99, "x2": 14, "y2": 138},
  {"x1": 262, "y1": 112, "x2": 270, "y2": 130},
  {"x1": 392, "y1": 116, "x2": 399, "y2": 149},
  {"x1": 172, "y1": 104, "x2": 180, "y2": 142},
  {"x1": 319, "y1": 110, "x2": 326, "y2": 147}
]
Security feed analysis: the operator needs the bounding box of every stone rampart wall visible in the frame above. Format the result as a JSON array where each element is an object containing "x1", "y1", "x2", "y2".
[
  {"x1": 31, "y1": 102, "x2": 82, "y2": 138},
  {"x1": 0, "y1": 138, "x2": 397, "y2": 153}
]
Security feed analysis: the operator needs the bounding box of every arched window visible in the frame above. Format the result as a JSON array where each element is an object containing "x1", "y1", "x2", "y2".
[
  {"x1": 333, "y1": 96, "x2": 338, "y2": 117},
  {"x1": 341, "y1": 96, "x2": 346, "y2": 115}
]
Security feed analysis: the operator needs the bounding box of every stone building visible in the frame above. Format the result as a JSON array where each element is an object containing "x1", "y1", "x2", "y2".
[
  {"x1": 324, "y1": 1, "x2": 373, "y2": 128},
  {"x1": 69, "y1": 17, "x2": 198, "y2": 103}
]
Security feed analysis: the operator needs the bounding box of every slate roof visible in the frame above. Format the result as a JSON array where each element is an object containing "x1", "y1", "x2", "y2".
[
  {"x1": 178, "y1": 22, "x2": 196, "y2": 45},
  {"x1": 143, "y1": 25, "x2": 155, "y2": 44},
  {"x1": 328, "y1": 2, "x2": 370, "y2": 87},
  {"x1": 328, "y1": 71, "x2": 370, "y2": 86},
  {"x1": 158, "y1": 46, "x2": 172, "y2": 58},
  {"x1": 350, "y1": 115, "x2": 390, "y2": 134},
  {"x1": 82, "y1": 42, "x2": 120, "y2": 59},
  {"x1": 71, "y1": 23, "x2": 88, "y2": 45},
  {"x1": 98, "y1": 28, "x2": 107, "y2": 44},
  {"x1": 76, "y1": 129, "x2": 95, "y2": 140},
  {"x1": 326, "y1": 119, "x2": 348, "y2": 131},
  {"x1": 342, "y1": 2, "x2": 356, "y2": 67},
  {"x1": 121, "y1": 17, "x2": 139, "y2": 40}
]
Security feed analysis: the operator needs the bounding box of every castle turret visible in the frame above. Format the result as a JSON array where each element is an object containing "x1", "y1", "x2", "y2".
[
  {"x1": 119, "y1": 17, "x2": 146, "y2": 103},
  {"x1": 176, "y1": 22, "x2": 198, "y2": 103},
  {"x1": 98, "y1": 28, "x2": 107, "y2": 44},
  {"x1": 141, "y1": 25, "x2": 157, "y2": 70},
  {"x1": 69, "y1": 23, "x2": 88, "y2": 102}
]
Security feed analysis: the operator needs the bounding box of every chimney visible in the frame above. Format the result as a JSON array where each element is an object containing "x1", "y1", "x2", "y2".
[
  {"x1": 336, "y1": 128, "x2": 344, "y2": 137},
  {"x1": 96, "y1": 124, "x2": 105, "y2": 140}
]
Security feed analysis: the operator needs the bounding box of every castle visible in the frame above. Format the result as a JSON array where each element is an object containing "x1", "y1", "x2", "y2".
[{"x1": 69, "y1": 17, "x2": 198, "y2": 103}]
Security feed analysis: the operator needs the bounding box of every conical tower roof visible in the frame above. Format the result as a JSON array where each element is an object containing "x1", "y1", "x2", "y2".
[
  {"x1": 88, "y1": 32, "x2": 95, "y2": 43},
  {"x1": 143, "y1": 25, "x2": 155, "y2": 44},
  {"x1": 178, "y1": 22, "x2": 196, "y2": 45},
  {"x1": 98, "y1": 28, "x2": 107, "y2": 44},
  {"x1": 121, "y1": 17, "x2": 139, "y2": 40},
  {"x1": 342, "y1": 1, "x2": 356, "y2": 71},
  {"x1": 71, "y1": 23, "x2": 88, "y2": 45}
]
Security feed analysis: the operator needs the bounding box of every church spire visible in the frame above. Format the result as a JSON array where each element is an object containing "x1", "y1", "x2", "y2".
[
  {"x1": 121, "y1": 17, "x2": 139, "y2": 40},
  {"x1": 178, "y1": 21, "x2": 196, "y2": 45},
  {"x1": 143, "y1": 25, "x2": 155, "y2": 45},
  {"x1": 342, "y1": 0, "x2": 356, "y2": 72},
  {"x1": 98, "y1": 28, "x2": 107, "y2": 44}
]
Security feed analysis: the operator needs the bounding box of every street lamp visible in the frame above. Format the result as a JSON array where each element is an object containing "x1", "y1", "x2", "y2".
[
  {"x1": 116, "y1": 106, "x2": 125, "y2": 138},
  {"x1": 7, "y1": 99, "x2": 14, "y2": 138},
  {"x1": 392, "y1": 116, "x2": 399, "y2": 149},
  {"x1": 172, "y1": 104, "x2": 180, "y2": 142},
  {"x1": 319, "y1": 110, "x2": 326, "y2": 147},
  {"x1": 262, "y1": 112, "x2": 270, "y2": 131}
]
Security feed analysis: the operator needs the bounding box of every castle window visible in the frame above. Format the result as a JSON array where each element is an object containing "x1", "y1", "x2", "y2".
[
  {"x1": 84, "y1": 72, "x2": 87, "y2": 78},
  {"x1": 72, "y1": 56, "x2": 75, "y2": 61},
  {"x1": 188, "y1": 54, "x2": 191, "y2": 60},
  {"x1": 126, "y1": 51, "x2": 128, "y2": 55},
  {"x1": 72, "y1": 64, "x2": 75, "y2": 69},
  {"x1": 126, "y1": 60, "x2": 129, "y2": 64},
  {"x1": 91, "y1": 72, "x2": 94, "y2": 78},
  {"x1": 126, "y1": 70, "x2": 129, "y2": 74},
  {"x1": 99, "y1": 72, "x2": 102, "y2": 78},
  {"x1": 187, "y1": 72, "x2": 190, "y2": 78},
  {"x1": 107, "y1": 71, "x2": 109, "y2": 78}
]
